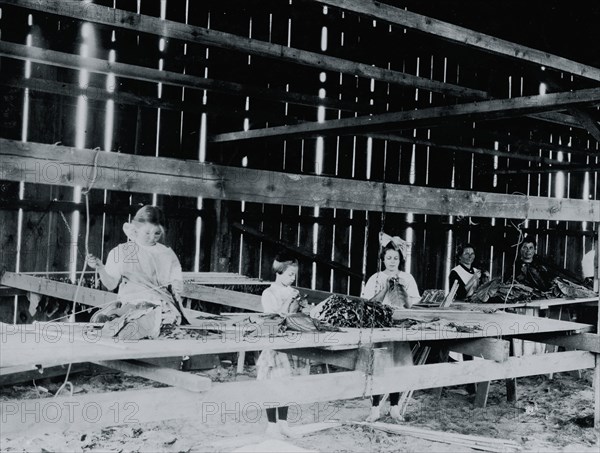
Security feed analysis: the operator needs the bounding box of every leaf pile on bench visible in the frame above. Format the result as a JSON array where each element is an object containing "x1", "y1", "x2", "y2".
[{"x1": 314, "y1": 294, "x2": 394, "y2": 328}]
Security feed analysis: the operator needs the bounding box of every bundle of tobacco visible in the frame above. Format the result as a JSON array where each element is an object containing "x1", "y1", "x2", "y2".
[
  {"x1": 386, "y1": 276, "x2": 409, "y2": 308},
  {"x1": 418, "y1": 289, "x2": 447, "y2": 305},
  {"x1": 312, "y1": 294, "x2": 394, "y2": 328},
  {"x1": 279, "y1": 313, "x2": 341, "y2": 333},
  {"x1": 468, "y1": 278, "x2": 538, "y2": 304},
  {"x1": 550, "y1": 277, "x2": 596, "y2": 299}
]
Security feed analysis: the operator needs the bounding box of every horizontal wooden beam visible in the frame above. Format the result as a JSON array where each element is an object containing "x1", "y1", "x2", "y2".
[
  {"x1": 494, "y1": 166, "x2": 600, "y2": 175},
  {"x1": 182, "y1": 284, "x2": 262, "y2": 312},
  {"x1": 1, "y1": 138, "x2": 599, "y2": 222},
  {"x1": 1, "y1": 310, "x2": 590, "y2": 369},
  {"x1": 0, "y1": 271, "x2": 258, "y2": 313},
  {"x1": 443, "y1": 338, "x2": 509, "y2": 363},
  {"x1": 0, "y1": 285, "x2": 26, "y2": 297},
  {"x1": 0, "y1": 271, "x2": 117, "y2": 309},
  {"x1": 6, "y1": 0, "x2": 487, "y2": 99},
  {"x1": 0, "y1": 197, "x2": 209, "y2": 220},
  {"x1": 94, "y1": 359, "x2": 211, "y2": 392},
  {"x1": 371, "y1": 133, "x2": 565, "y2": 165},
  {"x1": 513, "y1": 332, "x2": 600, "y2": 354},
  {"x1": 0, "y1": 41, "x2": 351, "y2": 111},
  {"x1": 1, "y1": 351, "x2": 593, "y2": 435},
  {"x1": 233, "y1": 222, "x2": 363, "y2": 279},
  {"x1": 316, "y1": 0, "x2": 600, "y2": 82},
  {"x1": 211, "y1": 87, "x2": 600, "y2": 142},
  {"x1": 0, "y1": 75, "x2": 205, "y2": 114}
]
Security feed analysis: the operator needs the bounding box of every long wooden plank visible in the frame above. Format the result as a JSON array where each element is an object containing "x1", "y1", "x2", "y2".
[
  {"x1": 5, "y1": 0, "x2": 486, "y2": 99},
  {"x1": 0, "y1": 75, "x2": 206, "y2": 114},
  {"x1": 0, "y1": 41, "x2": 349, "y2": 111},
  {"x1": 211, "y1": 87, "x2": 600, "y2": 142},
  {"x1": 1, "y1": 310, "x2": 591, "y2": 369},
  {"x1": 94, "y1": 359, "x2": 211, "y2": 392},
  {"x1": 316, "y1": 0, "x2": 600, "y2": 83},
  {"x1": 444, "y1": 338, "x2": 510, "y2": 363},
  {"x1": 1, "y1": 351, "x2": 593, "y2": 435},
  {"x1": 454, "y1": 297, "x2": 598, "y2": 311},
  {"x1": 371, "y1": 133, "x2": 565, "y2": 165},
  {"x1": 0, "y1": 271, "x2": 256, "y2": 313},
  {"x1": 182, "y1": 284, "x2": 263, "y2": 312},
  {"x1": 514, "y1": 332, "x2": 600, "y2": 353},
  {"x1": 0, "y1": 271, "x2": 117, "y2": 309},
  {"x1": 2, "y1": 139, "x2": 599, "y2": 222}
]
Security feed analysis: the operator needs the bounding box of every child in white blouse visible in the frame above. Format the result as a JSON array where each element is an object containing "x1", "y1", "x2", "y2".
[
  {"x1": 86, "y1": 205, "x2": 184, "y2": 329},
  {"x1": 256, "y1": 252, "x2": 304, "y2": 438}
]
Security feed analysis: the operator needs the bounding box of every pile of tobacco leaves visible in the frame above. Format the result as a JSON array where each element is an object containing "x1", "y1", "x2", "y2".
[{"x1": 313, "y1": 294, "x2": 394, "y2": 328}]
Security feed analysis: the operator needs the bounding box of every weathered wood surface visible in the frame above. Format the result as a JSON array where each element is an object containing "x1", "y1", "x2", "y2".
[
  {"x1": 211, "y1": 87, "x2": 600, "y2": 142},
  {"x1": 94, "y1": 359, "x2": 211, "y2": 393},
  {"x1": 316, "y1": 0, "x2": 600, "y2": 82},
  {"x1": 5, "y1": 0, "x2": 486, "y2": 99},
  {"x1": 2, "y1": 139, "x2": 599, "y2": 222},
  {"x1": 0, "y1": 41, "x2": 343, "y2": 111},
  {"x1": 1, "y1": 351, "x2": 594, "y2": 435},
  {"x1": 0, "y1": 310, "x2": 591, "y2": 369}
]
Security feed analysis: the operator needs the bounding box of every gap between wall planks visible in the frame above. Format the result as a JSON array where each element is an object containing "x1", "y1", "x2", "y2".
[
  {"x1": 2, "y1": 2, "x2": 596, "y2": 294},
  {"x1": 2, "y1": 135, "x2": 598, "y2": 292}
]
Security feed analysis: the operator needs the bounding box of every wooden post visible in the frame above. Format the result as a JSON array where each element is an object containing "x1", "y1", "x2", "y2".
[{"x1": 594, "y1": 224, "x2": 600, "y2": 429}]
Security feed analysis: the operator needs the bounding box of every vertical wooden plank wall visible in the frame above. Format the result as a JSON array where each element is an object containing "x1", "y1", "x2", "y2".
[{"x1": 0, "y1": 0, "x2": 597, "y2": 308}]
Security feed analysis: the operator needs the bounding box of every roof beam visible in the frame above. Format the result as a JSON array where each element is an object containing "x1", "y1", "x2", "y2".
[
  {"x1": 369, "y1": 133, "x2": 565, "y2": 165},
  {"x1": 0, "y1": 41, "x2": 355, "y2": 111},
  {"x1": 541, "y1": 76, "x2": 600, "y2": 142},
  {"x1": 1, "y1": 138, "x2": 598, "y2": 222},
  {"x1": 210, "y1": 87, "x2": 600, "y2": 142},
  {"x1": 0, "y1": 75, "x2": 206, "y2": 114},
  {"x1": 316, "y1": 0, "x2": 600, "y2": 82},
  {"x1": 4, "y1": 0, "x2": 487, "y2": 99}
]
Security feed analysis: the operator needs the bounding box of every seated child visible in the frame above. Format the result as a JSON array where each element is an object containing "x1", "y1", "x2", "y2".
[{"x1": 87, "y1": 205, "x2": 185, "y2": 338}]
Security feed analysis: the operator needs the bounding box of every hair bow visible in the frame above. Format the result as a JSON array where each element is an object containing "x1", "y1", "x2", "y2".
[
  {"x1": 122, "y1": 222, "x2": 137, "y2": 242},
  {"x1": 379, "y1": 232, "x2": 411, "y2": 258}
]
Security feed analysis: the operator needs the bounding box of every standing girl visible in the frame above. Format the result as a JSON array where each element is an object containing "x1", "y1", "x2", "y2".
[{"x1": 256, "y1": 251, "x2": 306, "y2": 438}]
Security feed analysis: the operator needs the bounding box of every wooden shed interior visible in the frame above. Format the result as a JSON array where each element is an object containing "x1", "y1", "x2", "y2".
[{"x1": 1, "y1": 0, "x2": 600, "y2": 309}]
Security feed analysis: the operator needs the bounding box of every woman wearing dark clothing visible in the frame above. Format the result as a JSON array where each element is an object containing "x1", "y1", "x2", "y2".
[{"x1": 448, "y1": 244, "x2": 488, "y2": 300}]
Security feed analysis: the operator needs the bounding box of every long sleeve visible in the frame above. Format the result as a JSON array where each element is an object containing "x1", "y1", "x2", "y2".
[{"x1": 402, "y1": 273, "x2": 420, "y2": 306}]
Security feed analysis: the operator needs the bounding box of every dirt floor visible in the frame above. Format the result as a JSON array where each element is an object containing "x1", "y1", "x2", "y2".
[{"x1": 1, "y1": 363, "x2": 599, "y2": 453}]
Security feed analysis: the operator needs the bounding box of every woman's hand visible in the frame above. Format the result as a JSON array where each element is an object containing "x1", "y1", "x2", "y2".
[{"x1": 86, "y1": 254, "x2": 103, "y2": 270}]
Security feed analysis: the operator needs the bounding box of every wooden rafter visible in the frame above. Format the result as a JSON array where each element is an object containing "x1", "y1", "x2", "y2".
[
  {"x1": 1, "y1": 138, "x2": 599, "y2": 222},
  {"x1": 0, "y1": 41, "x2": 355, "y2": 111},
  {"x1": 494, "y1": 165, "x2": 600, "y2": 175},
  {"x1": 370, "y1": 133, "x2": 564, "y2": 165},
  {"x1": 0, "y1": 75, "x2": 207, "y2": 114},
  {"x1": 316, "y1": 0, "x2": 600, "y2": 82},
  {"x1": 211, "y1": 87, "x2": 600, "y2": 142},
  {"x1": 541, "y1": 76, "x2": 600, "y2": 142},
  {"x1": 4, "y1": 0, "x2": 487, "y2": 99}
]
